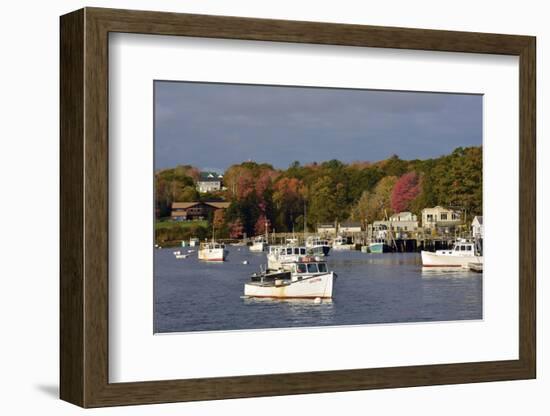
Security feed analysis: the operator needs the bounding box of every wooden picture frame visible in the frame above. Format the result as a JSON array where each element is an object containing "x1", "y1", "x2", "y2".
[{"x1": 60, "y1": 7, "x2": 536, "y2": 408}]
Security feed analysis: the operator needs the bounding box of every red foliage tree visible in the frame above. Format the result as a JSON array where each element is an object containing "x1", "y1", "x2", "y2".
[
  {"x1": 229, "y1": 218, "x2": 244, "y2": 239},
  {"x1": 254, "y1": 215, "x2": 271, "y2": 236},
  {"x1": 391, "y1": 172, "x2": 422, "y2": 213}
]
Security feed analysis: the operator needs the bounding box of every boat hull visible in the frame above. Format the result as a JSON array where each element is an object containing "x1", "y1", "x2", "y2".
[
  {"x1": 249, "y1": 242, "x2": 266, "y2": 252},
  {"x1": 369, "y1": 243, "x2": 390, "y2": 253},
  {"x1": 421, "y1": 250, "x2": 482, "y2": 268},
  {"x1": 198, "y1": 248, "x2": 226, "y2": 261},
  {"x1": 332, "y1": 244, "x2": 354, "y2": 251},
  {"x1": 244, "y1": 272, "x2": 334, "y2": 299}
]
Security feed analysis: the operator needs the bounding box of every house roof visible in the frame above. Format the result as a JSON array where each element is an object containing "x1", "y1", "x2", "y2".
[
  {"x1": 340, "y1": 221, "x2": 361, "y2": 228},
  {"x1": 172, "y1": 202, "x2": 201, "y2": 209},
  {"x1": 318, "y1": 223, "x2": 336, "y2": 228},
  {"x1": 198, "y1": 171, "x2": 223, "y2": 182},
  {"x1": 171, "y1": 201, "x2": 230, "y2": 210},
  {"x1": 472, "y1": 216, "x2": 483, "y2": 225},
  {"x1": 421, "y1": 205, "x2": 458, "y2": 213},
  {"x1": 391, "y1": 211, "x2": 413, "y2": 217},
  {"x1": 205, "y1": 201, "x2": 230, "y2": 209}
]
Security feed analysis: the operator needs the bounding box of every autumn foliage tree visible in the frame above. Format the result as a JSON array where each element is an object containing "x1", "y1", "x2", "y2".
[
  {"x1": 391, "y1": 172, "x2": 422, "y2": 213},
  {"x1": 254, "y1": 215, "x2": 272, "y2": 236},
  {"x1": 228, "y1": 218, "x2": 244, "y2": 239},
  {"x1": 155, "y1": 145, "x2": 483, "y2": 245}
]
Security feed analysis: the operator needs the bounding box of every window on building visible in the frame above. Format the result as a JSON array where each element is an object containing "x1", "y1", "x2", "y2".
[
  {"x1": 427, "y1": 214, "x2": 434, "y2": 221},
  {"x1": 440, "y1": 213, "x2": 448, "y2": 220}
]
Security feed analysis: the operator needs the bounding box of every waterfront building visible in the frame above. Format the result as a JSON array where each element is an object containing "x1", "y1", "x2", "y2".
[
  {"x1": 421, "y1": 206, "x2": 462, "y2": 232},
  {"x1": 471, "y1": 216, "x2": 484, "y2": 239},
  {"x1": 388, "y1": 211, "x2": 419, "y2": 233},
  {"x1": 171, "y1": 201, "x2": 230, "y2": 221},
  {"x1": 196, "y1": 171, "x2": 223, "y2": 193},
  {"x1": 339, "y1": 221, "x2": 362, "y2": 234},
  {"x1": 317, "y1": 223, "x2": 338, "y2": 236}
]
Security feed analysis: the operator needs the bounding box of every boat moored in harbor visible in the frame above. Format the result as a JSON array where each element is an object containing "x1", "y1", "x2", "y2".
[
  {"x1": 306, "y1": 236, "x2": 331, "y2": 256},
  {"x1": 244, "y1": 257, "x2": 335, "y2": 299},
  {"x1": 198, "y1": 241, "x2": 227, "y2": 261},
  {"x1": 249, "y1": 236, "x2": 268, "y2": 252},
  {"x1": 368, "y1": 239, "x2": 391, "y2": 253},
  {"x1": 332, "y1": 235, "x2": 354, "y2": 251},
  {"x1": 421, "y1": 239, "x2": 482, "y2": 268}
]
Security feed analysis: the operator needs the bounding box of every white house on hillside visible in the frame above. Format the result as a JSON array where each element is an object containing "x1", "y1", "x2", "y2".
[
  {"x1": 421, "y1": 206, "x2": 461, "y2": 230},
  {"x1": 197, "y1": 172, "x2": 223, "y2": 193}
]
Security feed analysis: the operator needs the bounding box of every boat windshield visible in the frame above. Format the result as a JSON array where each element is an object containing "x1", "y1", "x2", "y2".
[
  {"x1": 307, "y1": 263, "x2": 319, "y2": 273},
  {"x1": 296, "y1": 263, "x2": 307, "y2": 273},
  {"x1": 318, "y1": 263, "x2": 327, "y2": 273}
]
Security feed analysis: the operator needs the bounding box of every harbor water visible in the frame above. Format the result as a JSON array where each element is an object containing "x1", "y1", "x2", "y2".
[{"x1": 154, "y1": 246, "x2": 482, "y2": 333}]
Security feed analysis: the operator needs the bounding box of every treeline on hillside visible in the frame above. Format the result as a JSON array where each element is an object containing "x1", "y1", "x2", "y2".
[{"x1": 155, "y1": 146, "x2": 482, "y2": 239}]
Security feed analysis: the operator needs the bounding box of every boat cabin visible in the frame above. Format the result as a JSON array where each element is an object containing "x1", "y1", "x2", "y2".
[
  {"x1": 291, "y1": 261, "x2": 328, "y2": 275},
  {"x1": 269, "y1": 246, "x2": 308, "y2": 256},
  {"x1": 200, "y1": 242, "x2": 225, "y2": 250},
  {"x1": 452, "y1": 241, "x2": 475, "y2": 253}
]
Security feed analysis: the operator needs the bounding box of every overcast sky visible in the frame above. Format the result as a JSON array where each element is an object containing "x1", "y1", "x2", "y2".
[{"x1": 154, "y1": 81, "x2": 482, "y2": 172}]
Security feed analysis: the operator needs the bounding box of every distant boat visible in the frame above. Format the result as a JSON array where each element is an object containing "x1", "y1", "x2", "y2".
[
  {"x1": 249, "y1": 236, "x2": 268, "y2": 252},
  {"x1": 306, "y1": 236, "x2": 331, "y2": 256},
  {"x1": 421, "y1": 240, "x2": 482, "y2": 268},
  {"x1": 245, "y1": 257, "x2": 334, "y2": 299},
  {"x1": 332, "y1": 235, "x2": 354, "y2": 251},
  {"x1": 189, "y1": 238, "x2": 199, "y2": 247},
  {"x1": 250, "y1": 221, "x2": 270, "y2": 252},
  {"x1": 368, "y1": 239, "x2": 391, "y2": 253},
  {"x1": 198, "y1": 241, "x2": 227, "y2": 262}
]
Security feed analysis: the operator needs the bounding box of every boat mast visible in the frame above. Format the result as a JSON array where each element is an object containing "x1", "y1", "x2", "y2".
[
  {"x1": 304, "y1": 199, "x2": 307, "y2": 238},
  {"x1": 212, "y1": 219, "x2": 215, "y2": 242}
]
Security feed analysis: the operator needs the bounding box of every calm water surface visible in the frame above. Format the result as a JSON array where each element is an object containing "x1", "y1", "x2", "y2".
[{"x1": 154, "y1": 247, "x2": 482, "y2": 333}]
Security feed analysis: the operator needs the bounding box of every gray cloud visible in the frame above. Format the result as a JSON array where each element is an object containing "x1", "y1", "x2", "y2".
[{"x1": 154, "y1": 81, "x2": 482, "y2": 171}]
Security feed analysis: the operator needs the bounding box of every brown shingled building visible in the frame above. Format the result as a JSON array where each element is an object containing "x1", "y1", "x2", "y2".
[{"x1": 171, "y1": 201, "x2": 230, "y2": 221}]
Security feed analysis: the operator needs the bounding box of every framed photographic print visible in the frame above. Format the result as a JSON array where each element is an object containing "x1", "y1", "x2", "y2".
[{"x1": 60, "y1": 7, "x2": 536, "y2": 408}]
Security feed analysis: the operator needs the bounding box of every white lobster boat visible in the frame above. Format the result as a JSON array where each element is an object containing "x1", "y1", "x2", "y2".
[
  {"x1": 249, "y1": 236, "x2": 268, "y2": 252},
  {"x1": 421, "y1": 240, "x2": 482, "y2": 268},
  {"x1": 244, "y1": 257, "x2": 335, "y2": 299},
  {"x1": 306, "y1": 236, "x2": 331, "y2": 256},
  {"x1": 198, "y1": 241, "x2": 227, "y2": 262},
  {"x1": 332, "y1": 235, "x2": 354, "y2": 251}
]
